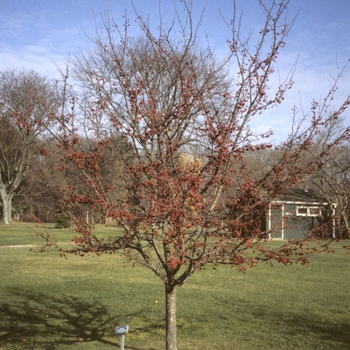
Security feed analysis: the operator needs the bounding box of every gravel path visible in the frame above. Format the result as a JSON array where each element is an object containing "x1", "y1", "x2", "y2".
[{"x1": 0, "y1": 244, "x2": 37, "y2": 248}]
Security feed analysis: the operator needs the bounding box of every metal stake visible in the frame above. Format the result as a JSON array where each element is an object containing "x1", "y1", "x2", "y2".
[
  {"x1": 115, "y1": 325, "x2": 129, "y2": 350},
  {"x1": 120, "y1": 334, "x2": 125, "y2": 350}
]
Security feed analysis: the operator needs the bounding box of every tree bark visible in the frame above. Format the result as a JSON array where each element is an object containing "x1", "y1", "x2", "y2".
[
  {"x1": 8, "y1": 195, "x2": 12, "y2": 222},
  {"x1": 165, "y1": 284, "x2": 177, "y2": 350},
  {"x1": 0, "y1": 188, "x2": 10, "y2": 225}
]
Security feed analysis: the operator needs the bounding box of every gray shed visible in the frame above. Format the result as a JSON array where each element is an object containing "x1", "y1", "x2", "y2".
[{"x1": 267, "y1": 189, "x2": 335, "y2": 240}]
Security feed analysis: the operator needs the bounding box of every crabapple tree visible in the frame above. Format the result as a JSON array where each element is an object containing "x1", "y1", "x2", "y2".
[{"x1": 39, "y1": 1, "x2": 350, "y2": 349}]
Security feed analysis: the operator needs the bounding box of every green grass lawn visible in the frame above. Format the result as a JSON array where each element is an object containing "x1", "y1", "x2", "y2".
[{"x1": 0, "y1": 222, "x2": 349, "y2": 349}]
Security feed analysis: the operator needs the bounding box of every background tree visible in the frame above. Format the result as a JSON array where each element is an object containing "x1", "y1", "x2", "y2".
[
  {"x1": 39, "y1": 1, "x2": 350, "y2": 349},
  {"x1": 307, "y1": 118, "x2": 350, "y2": 237},
  {"x1": 0, "y1": 69, "x2": 60, "y2": 224}
]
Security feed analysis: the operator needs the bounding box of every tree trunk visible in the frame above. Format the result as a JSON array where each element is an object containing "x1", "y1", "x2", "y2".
[
  {"x1": 0, "y1": 191, "x2": 10, "y2": 225},
  {"x1": 340, "y1": 209, "x2": 350, "y2": 236},
  {"x1": 8, "y1": 194, "x2": 12, "y2": 222},
  {"x1": 165, "y1": 284, "x2": 177, "y2": 350}
]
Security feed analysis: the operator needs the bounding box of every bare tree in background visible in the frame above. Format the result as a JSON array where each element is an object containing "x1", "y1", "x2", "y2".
[
  {"x1": 0, "y1": 70, "x2": 60, "y2": 224},
  {"x1": 308, "y1": 117, "x2": 350, "y2": 236}
]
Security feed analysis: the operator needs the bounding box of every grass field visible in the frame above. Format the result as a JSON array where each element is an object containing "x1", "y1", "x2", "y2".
[{"x1": 0, "y1": 222, "x2": 349, "y2": 349}]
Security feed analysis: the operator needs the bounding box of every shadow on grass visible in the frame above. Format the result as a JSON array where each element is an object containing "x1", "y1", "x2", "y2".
[
  {"x1": 284, "y1": 313, "x2": 350, "y2": 348},
  {"x1": 0, "y1": 288, "x2": 162, "y2": 350},
  {"x1": 252, "y1": 306, "x2": 350, "y2": 348}
]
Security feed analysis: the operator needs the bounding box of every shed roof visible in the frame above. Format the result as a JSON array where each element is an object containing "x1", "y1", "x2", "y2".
[{"x1": 274, "y1": 188, "x2": 328, "y2": 204}]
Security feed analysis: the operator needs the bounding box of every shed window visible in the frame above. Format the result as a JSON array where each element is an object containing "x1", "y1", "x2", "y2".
[
  {"x1": 297, "y1": 207, "x2": 308, "y2": 215},
  {"x1": 296, "y1": 206, "x2": 321, "y2": 217}
]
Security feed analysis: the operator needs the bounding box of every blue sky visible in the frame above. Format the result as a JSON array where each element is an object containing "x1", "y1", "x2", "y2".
[{"x1": 0, "y1": 0, "x2": 349, "y2": 142}]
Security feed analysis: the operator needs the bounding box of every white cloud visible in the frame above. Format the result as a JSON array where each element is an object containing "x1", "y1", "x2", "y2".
[
  {"x1": 0, "y1": 46, "x2": 67, "y2": 78},
  {"x1": 0, "y1": 9, "x2": 92, "y2": 78}
]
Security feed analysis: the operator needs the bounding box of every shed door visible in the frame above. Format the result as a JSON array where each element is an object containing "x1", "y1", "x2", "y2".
[{"x1": 269, "y1": 204, "x2": 283, "y2": 239}]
